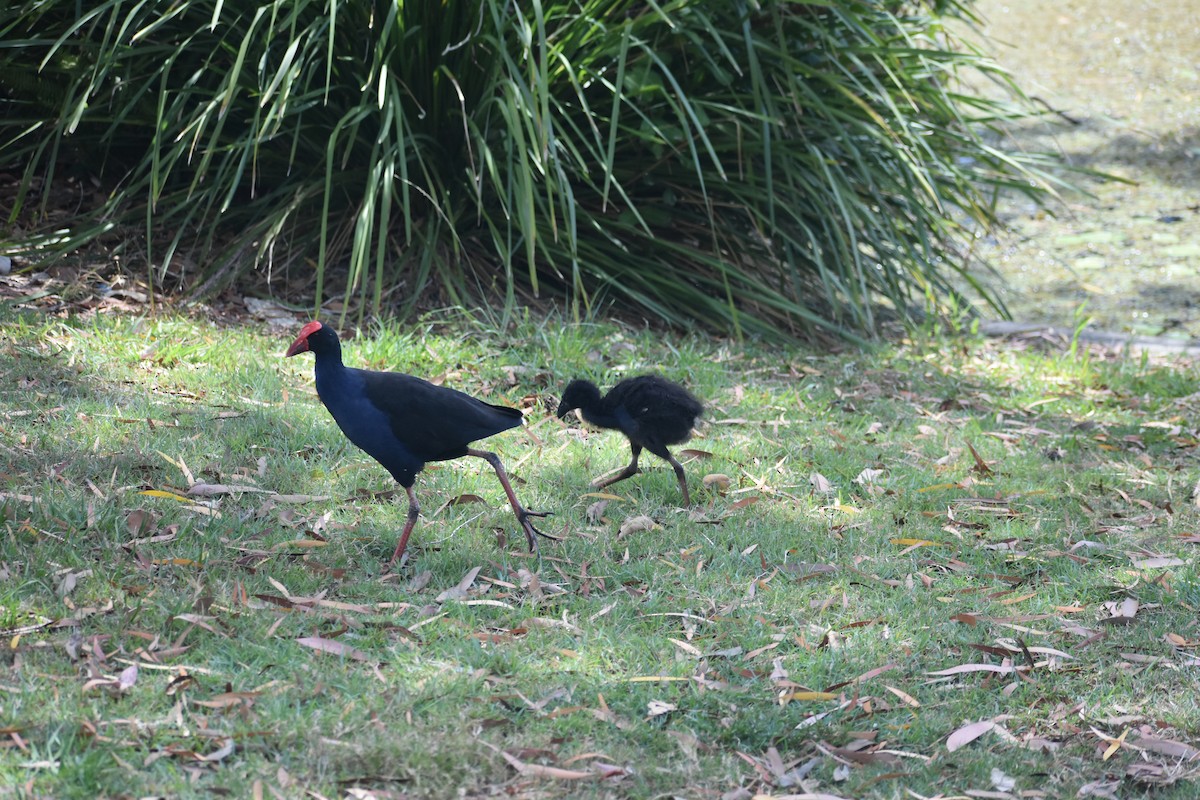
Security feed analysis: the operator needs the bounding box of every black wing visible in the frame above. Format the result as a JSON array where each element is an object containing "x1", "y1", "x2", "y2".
[{"x1": 361, "y1": 369, "x2": 522, "y2": 462}]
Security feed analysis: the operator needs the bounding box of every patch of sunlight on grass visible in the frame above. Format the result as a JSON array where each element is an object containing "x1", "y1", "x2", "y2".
[{"x1": 2, "y1": 307, "x2": 1200, "y2": 798}]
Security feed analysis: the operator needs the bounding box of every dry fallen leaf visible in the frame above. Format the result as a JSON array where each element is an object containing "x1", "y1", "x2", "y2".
[
  {"x1": 1102, "y1": 597, "x2": 1139, "y2": 624},
  {"x1": 173, "y1": 613, "x2": 226, "y2": 637},
  {"x1": 1130, "y1": 556, "x2": 1185, "y2": 569},
  {"x1": 646, "y1": 700, "x2": 677, "y2": 718},
  {"x1": 140, "y1": 489, "x2": 191, "y2": 502},
  {"x1": 884, "y1": 685, "x2": 920, "y2": 708},
  {"x1": 56, "y1": 569, "x2": 90, "y2": 598},
  {"x1": 586, "y1": 500, "x2": 609, "y2": 524},
  {"x1": 126, "y1": 509, "x2": 156, "y2": 536},
  {"x1": 1098, "y1": 726, "x2": 1130, "y2": 760},
  {"x1": 619, "y1": 515, "x2": 658, "y2": 537},
  {"x1": 117, "y1": 664, "x2": 138, "y2": 690},
  {"x1": 779, "y1": 690, "x2": 838, "y2": 703},
  {"x1": 853, "y1": 468, "x2": 885, "y2": 485},
  {"x1": 193, "y1": 691, "x2": 259, "y2": 710},
  {"x1": 947, "y1": 717, "x2": 1005, "y2": 752},
  {"x1": 272, "y1": 493, "x2": 332, "y2": 503},
  {"x1": 196, "y1": 737, "x2": 235, "y2": 763},
  {"x1": 436, "y1": 566, "x2": 482, "y2": 602},
  {"x1": 703, "y1": 473, "x2": 731, "y2": 492},
  {"x1": 1127, "y1": 732, "x2": 1200, "y2": 760},
  {"x1": 1077, "y1": 779, "x2": 1122, "y2": 798},
  {"x1": 407, "y1": 570, "x2": 433, "y2": 592},
  {"x1": 891, "y1": 538, "x2": 939, "y2": 548},
  {"x1": 668, "y1": 638, "x2": 702, "y2": 657},
  {"x1": 927, "y1": 663, "x2": 1016, "y2": 677},
  {"x1": 187, "y1": 483, "x2": 273, "y2": 496},
  {"x1": 295, "y1": 636, "x2": 371, "y2": 662},
  {"x1": 965, "y1": 441, "x2": 993, "y2": 476},
  {"x1": 991, "y1": 767, "x2": 1016, "y2": 791},
  {"x1": 494, "y1": 748, "x2": 594, "y2": 781},
  {"x1": 810, "y1": 473, "x2": 834, "y2": 494},
  {"x1": 270, "y1": 539, "x2": 328, "y2": 551}
]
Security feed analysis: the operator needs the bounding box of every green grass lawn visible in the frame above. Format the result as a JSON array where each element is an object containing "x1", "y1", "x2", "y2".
[{"x1": 1, "y1": 305, "x2": 1198, "y2": 798}]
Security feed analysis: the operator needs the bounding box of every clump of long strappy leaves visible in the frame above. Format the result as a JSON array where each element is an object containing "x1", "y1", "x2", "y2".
[{"x1": 0, "y1": 0, "x2": 1058, "y2": 339}]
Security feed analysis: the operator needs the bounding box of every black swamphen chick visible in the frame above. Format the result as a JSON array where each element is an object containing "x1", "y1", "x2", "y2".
[
  {"x1": 285, "y1": 321, "x2": 552, "y2": 567},
  {"x1": 556, "y1": 374, "x2": 703, "y2": 505}
]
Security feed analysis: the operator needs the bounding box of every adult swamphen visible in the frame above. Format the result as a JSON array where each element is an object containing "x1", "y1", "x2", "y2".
[
  {"x1": 556, "y1": 374, "x2": 703, "y2": 505},
  {"x1": 285, "y1": 321, "x2": 552, "y2": 567}
]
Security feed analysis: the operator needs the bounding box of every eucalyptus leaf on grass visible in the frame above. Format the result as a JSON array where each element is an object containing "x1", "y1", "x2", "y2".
[{"x1": 0, "y1": 0, "x2": 1059, "y2": 339}]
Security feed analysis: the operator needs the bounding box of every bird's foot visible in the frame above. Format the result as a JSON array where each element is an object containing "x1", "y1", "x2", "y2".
[
  {"x1": 382, "y1": 551, "x2": 409, "y2": 575},
  {"x1": 517, "y1": 509, "x2": 558, "y2": 550}
]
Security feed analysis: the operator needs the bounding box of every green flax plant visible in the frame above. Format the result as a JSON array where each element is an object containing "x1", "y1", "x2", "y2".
[{"x1": 0, "y1": 0, "x2": 1057, "y2": 339}]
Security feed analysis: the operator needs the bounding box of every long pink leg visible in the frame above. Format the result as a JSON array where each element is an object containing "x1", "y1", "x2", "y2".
[
  {"x1": 467, "y1": 448, "x2": 556, "y2": 551},
  {"x1": 386, "y1": 485, "x2": 421, "y2": 568}
]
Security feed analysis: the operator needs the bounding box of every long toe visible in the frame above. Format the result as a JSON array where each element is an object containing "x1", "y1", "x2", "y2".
[{"x1": 518, "y1": 509, "x2": 559, "y2": 551}]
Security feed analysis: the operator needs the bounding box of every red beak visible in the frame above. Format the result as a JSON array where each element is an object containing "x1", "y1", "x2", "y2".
[
  {"x1": 284, "y1": 320, "x2": 323, "y2": 357},
  {"x1": 284, "y1": 336, "x2": 308, "y2": 357}
]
